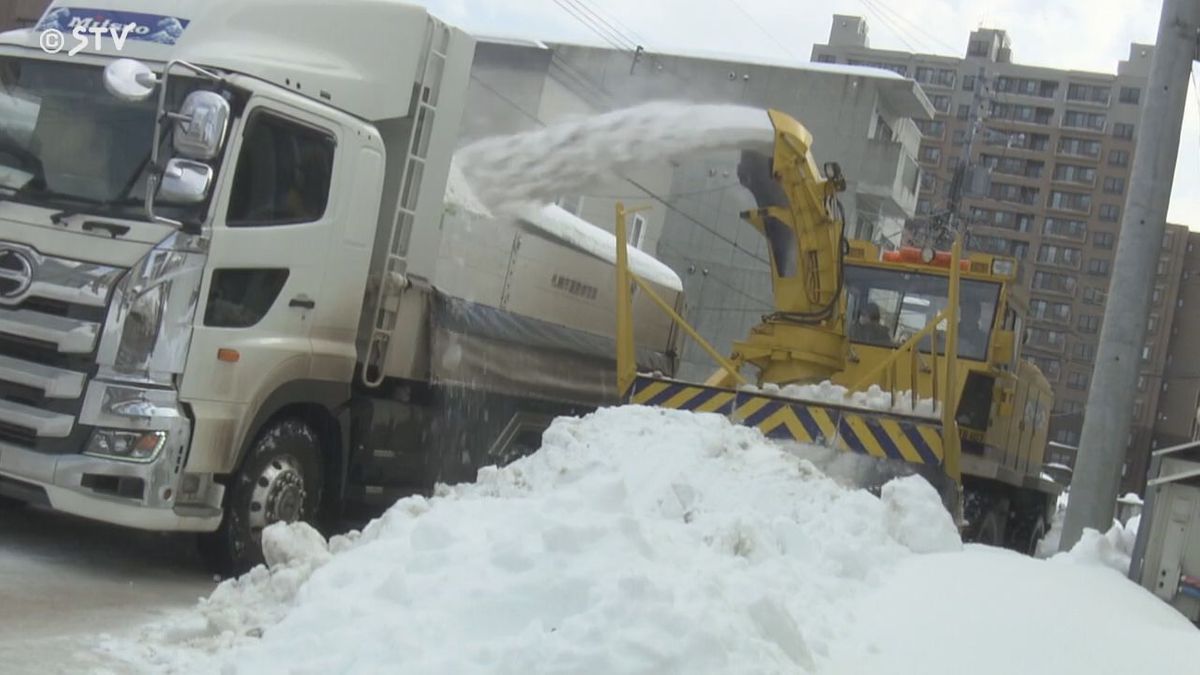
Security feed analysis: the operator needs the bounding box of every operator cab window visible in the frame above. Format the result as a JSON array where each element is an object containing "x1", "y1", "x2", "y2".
[
  {"x1": 226, "y1": 112, "x2": 334, "y2": 226},
  {"x1": 844, "y1": 264, "x2": 1000, "y2": 361}
]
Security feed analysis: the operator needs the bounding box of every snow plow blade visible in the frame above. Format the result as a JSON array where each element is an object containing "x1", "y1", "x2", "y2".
[{"x1": 627, "y1": 374, "x2": 958, "y2": 504}]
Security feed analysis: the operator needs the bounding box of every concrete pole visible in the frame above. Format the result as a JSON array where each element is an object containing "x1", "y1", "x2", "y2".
[{"x1": 1061, "y1": 0, "x2": 1199, "y2": 549}]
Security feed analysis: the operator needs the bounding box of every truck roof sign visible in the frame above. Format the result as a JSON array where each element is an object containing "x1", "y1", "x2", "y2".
[{"x1": 35, "y1": 7, "x2": 190, "y2": 45}]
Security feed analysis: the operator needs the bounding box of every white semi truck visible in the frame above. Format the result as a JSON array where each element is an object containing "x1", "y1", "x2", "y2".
[{"x1": 0, "y1": 0, "x2": 682, "y2": 573}]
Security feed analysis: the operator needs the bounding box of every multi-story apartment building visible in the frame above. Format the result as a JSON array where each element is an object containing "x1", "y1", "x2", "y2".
[{"x1": 813, "y1": 15, "x2": 1192, "y2": 493}]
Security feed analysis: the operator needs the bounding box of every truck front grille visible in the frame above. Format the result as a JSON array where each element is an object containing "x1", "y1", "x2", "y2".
[{"x1": 0, "y1": 241, "x2": 125, "y2": 453}]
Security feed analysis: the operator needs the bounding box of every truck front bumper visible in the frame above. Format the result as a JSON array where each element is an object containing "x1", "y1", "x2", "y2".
[{"x1": 0, "y1": 381, "x2": 224, "y2": 532}]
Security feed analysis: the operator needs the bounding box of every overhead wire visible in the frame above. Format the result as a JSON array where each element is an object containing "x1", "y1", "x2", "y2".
[
  {"x1": 551, "y1": 0, "x2": 636, "y2": 52},
  {"x1": 861, "y1": 0, "x2": 960, "y2": 55},
  {"x1": 720, "y1": 0, "x2": 800, "y2": 60}
]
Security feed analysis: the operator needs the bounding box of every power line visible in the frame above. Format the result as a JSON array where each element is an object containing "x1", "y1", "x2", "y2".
[
  {"x1": 551, "y1": 0, "x2": 636, "y2": 52},
  {"x1": 861, "y1": 0, "x2": 960, "y2": 55},
  {"x1": 570, "y1": 0, "x2": 651, "y2": 48},
  {"x1": 854, "y1": 0, "x2": 918, "y2": 52},
  {"x1": 720, "y1": 0, "x2": 800, "y2": 60}
]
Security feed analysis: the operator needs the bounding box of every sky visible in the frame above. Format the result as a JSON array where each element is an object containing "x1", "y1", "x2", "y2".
[{"x1": 414, "y1": 0, "x2": 1199, "y2": 230}]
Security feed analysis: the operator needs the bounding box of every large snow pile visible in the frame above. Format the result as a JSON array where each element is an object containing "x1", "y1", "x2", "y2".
[
  {"x1": 453, "y1": 102, "x2": 772, "y2": 212},
  {"x1": 744, "y1": 380, "x2": 940, "y2": 417},
  {"x1": 109, "y1": 407, "x2": 1200, "y2": 674},
  {"x1": 119, "y1": 406, "x2": 958, "y2": 673}
]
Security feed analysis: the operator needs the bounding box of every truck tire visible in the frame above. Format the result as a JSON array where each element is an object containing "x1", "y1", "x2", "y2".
[
  {"x1": 1007, "y1": 511, "x2": 1048, "y2": 556},
  {"x1": 974, "y1": 508, "x2": 1006, "y2": 547},
  {"x1": 199, "y1": 419, "x2": 324, "y2": 578}
]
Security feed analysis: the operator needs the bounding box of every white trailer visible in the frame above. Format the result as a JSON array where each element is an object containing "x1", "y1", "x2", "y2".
[{"x1": 0, "y1": 0, "x2": 682, "y2": 574}]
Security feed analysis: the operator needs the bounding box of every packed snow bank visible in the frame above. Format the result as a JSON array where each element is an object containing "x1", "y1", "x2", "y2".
[
  {"x1": 826, "y1": 546, "x2": 1200, "y2": 675},
  {"x1": 744, "y1": 380, "x2": 940, "y2": 418},
  {"x1": 128, "y1": 406, "x2": 958, "y2": 673},
  {"x1": 454, "y1": 102, "x2": 773, "y2": 212}
]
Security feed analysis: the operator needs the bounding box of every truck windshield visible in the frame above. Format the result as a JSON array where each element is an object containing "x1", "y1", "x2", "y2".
[
  {"x1": 844, "y1": 264, "x2": 1001, "y2": 361},
  {"x1": 0, "y1": 56, "x2": 201, "y2": 219}
]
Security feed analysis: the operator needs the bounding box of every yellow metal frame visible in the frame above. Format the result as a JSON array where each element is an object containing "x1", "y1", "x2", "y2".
[{"x1": 614, "y1": 202, "x2": 746, "y2": 397}]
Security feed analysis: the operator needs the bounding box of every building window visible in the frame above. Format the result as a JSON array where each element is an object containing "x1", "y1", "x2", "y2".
[
  {"x1": 1078, "y1": 314, "x2": 1101, "y2": 333},
  {"x1": 1163, "y1": 231, "x2": 1175, "y2": 250},
  {"x1": 1030, "y1": 299, "x2": 1072, "y2": 324},
  {"x1": 962, "y1": 75, "x2": 976, "y2": 91},
  {"x1": 1066, "y1": 83, "x2": 1111, "y2": 105},
  {"x1": 1052, "y1": 163, "x2": 1096, "y2": 186},
  {"x1": 1057, "y1": 136, "x2": 1102, "y2": 158},
  {"x1": 1037, "y1": 244, "x2": 1082, "y2": 268},
  {"x1": 1102, "y1": 176, "x2": 1125, "y2": 195},
  {"x1": 1093, "y1": 231, "x2": 1115, "y2": 249},
  {"x1": 1153, "y1": 284, "x2": 1164, "y2": 303},
  {"x1": 916, "y1": 198, "x2": 931, "y2": 215},
  {"x1": 1098, "y1": 204, "x2": 1120, "y2": 222},
  {"x1": 1081, "y1": 286, "x2": 1105, "y2": 306},
  {"x1": 1063, "y1": 110, "x2": 1107, "y2": 131},
  {"x1": 1028, "y1": 355, "x2": 1062, "y2": 380},
  {"x1": 1119, "y1": 86, "x2": 1141, "y2": 104},
  {"x1": 968, "y1": 40, "x2": 989, "y2": 57},
  {"x1": 957, "y1": 103, "x2": 970, "y2": 120},
  {"x1": 1087, "y1": 258, "x2": 1111, "y2": 276},
  {"x1": 920, "y1": 172, "x2": 937, "y2": 191},
  {"x1": 916, "y1": 119, "x2": 945, "y2": 137},
  {"x1": 1109, "y1": 149, "x2": 1130, "y2": 167},
  {"x1": 927, "y1": 94, "x2": 952, "y2": 113},
  {"x1": 1113, "y1": 122, "x2": 1135, "y2": 140},
  {"x1": 1047, "y1": 190, "x2": 1092, "y2": 213},
  {"x1": 1147, "y1": 314, "x2": 1159, "y2": 333},
  {"x1": 815, "y1": 54, "x2": 837, "y2": 64},
  {"x1": 952, "y1": 129, "x2": 967, "y2": 145},
  {"x1": 919, "y1": 145, "x2": 942, "y2": 164},
  {"x1": 990, "y1": 182, "x2": 1040, "y2": 205},
  {"x1": 1043, "y1": 217, "x2": 1088, "y2": 241},
  {"x1": 1142, "y1": 345, "x2": 1153, "y2": 362},
  {"x1": 1032, "y1": 270, "x2": 1077, "y2": 295},
  {"x1": 1066, "y1": 371, "x2": 1090, "y2": 390},
  {"x1": 1072, "y1": 340, "x2": 1095, "y2": 361}
]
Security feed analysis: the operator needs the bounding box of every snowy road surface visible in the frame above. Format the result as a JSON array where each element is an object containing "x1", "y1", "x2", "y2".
[{"x1": 0, "y1": 506, "x2": 215, "y2": 674}]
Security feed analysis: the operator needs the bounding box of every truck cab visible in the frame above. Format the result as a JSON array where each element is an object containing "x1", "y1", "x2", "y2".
[{"x1": 0, "y1": 0, "x2": 472, "y2": 569}]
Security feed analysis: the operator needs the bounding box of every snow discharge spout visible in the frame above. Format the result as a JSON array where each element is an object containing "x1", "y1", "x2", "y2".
[{"x1": 452, "y1": 102, "x2": 775, "y2": 213}]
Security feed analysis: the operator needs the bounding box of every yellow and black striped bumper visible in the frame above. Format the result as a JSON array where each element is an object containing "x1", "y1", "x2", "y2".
[{"x1": 628, "y1": 375, "x2": 945, "y2": 467}]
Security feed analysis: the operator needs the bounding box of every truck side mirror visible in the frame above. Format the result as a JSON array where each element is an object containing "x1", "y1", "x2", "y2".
[
  {"x1": 103, "y1": 58, "x2": 158, "y2": 101},
  {"x1": 157, "y1": 158, "x2": 213, "y2": 204},
  {"x1": 172, "y1": 91, "x2": 230, "y2": 161}
]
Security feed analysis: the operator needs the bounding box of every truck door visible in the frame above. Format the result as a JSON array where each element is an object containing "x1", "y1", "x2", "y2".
[{"x1": 180, "y1": 101, "x2": 342, "y2": 473}]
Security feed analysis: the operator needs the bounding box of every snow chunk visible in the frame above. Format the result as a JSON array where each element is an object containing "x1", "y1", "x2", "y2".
[
  {"x1": 881, "y1": 475, "x2": 962, "y2": 554},
  {"x1": 1053, "y1": 514, "x2": 1141, "y2": 575},
  {"x1": 743, "y1": 380, "x2": 940, "y2": 418}
]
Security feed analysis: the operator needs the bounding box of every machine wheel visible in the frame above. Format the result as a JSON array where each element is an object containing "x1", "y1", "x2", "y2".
[
  {"x1": 1006, "y1": 510, "x2": 1049, "y2": 556},
  {"x1": 199, "y1": 419, "x2": 324, "y2": 578},
  {"x1": 963, "y1": 489, "x2": 1008, "y2": 547},
  {"x1": 974, "y1": 508, "x2": 1006, "y2": 547}
]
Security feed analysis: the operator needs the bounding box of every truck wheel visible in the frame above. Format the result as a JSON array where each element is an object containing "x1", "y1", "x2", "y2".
[
  {"x1": 974, "y1": 508, "x2": 1005, "y2": 547},
  {"x1": 199, "y1": 419, "x2": 324, "y2": 577},
  {"x1": 1007, "y1": 513, "x2": 1048, "y2": 556}
]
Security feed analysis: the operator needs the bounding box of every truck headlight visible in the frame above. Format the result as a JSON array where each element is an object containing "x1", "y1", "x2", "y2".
[
  {"x1": 98, "y1": 235, "x2": 205, "y2": 383},
  {"x1": 84, "y1": 429, "x2": 167, "y2": 462}
]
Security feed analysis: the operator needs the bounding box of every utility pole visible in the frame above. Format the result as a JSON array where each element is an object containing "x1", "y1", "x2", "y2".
[
  {"x1": 1061, "y1": 0, "x2": 1200, "y2": 549},
  {"x1": 946, "y1": 65, "x2": 987, "y2": 234}
]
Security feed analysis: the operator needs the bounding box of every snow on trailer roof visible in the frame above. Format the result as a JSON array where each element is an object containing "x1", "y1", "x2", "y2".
[{"x1": 516, "y1": 203, "x2": 684, "y2": 292}]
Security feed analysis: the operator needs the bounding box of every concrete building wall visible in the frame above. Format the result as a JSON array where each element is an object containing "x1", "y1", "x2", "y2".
[
  {"x1": 1154, "y1": 231, "x2": 1200, "y2": 448},
  {"x1": 813, "y1": 15, "x2": 1188, "y2": 494}
]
